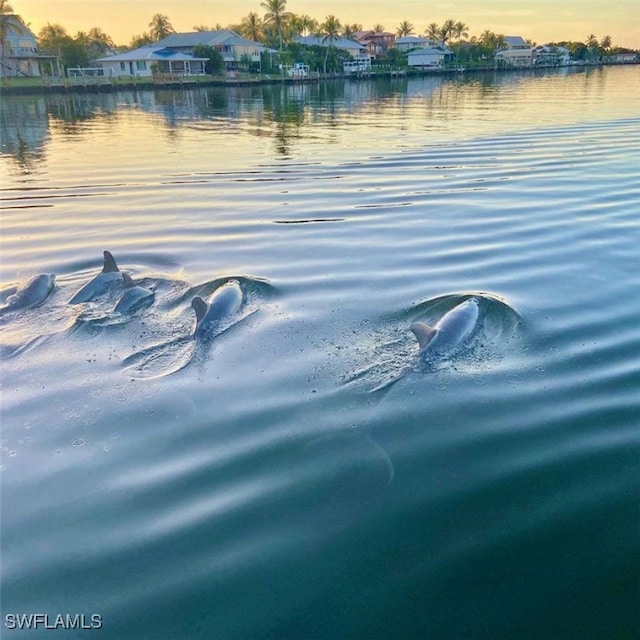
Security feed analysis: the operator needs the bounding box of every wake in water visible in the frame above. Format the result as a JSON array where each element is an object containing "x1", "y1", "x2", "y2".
[
  {"x1": 120, "y1": 276, "x2": 274, "y2": 379},
  {"x1": 342, "y1": 292, "x2": 522, "y2": 393},
  {"x1": 0, "y1": 252, "x2": 276, "y2": 380}
]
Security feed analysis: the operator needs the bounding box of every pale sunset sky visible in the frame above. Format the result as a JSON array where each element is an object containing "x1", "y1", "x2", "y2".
[{"x1": 14, "y1": 0, "x2": 640, "y2": 48}]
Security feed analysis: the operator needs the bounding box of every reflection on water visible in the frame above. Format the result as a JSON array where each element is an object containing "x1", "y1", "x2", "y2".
[{"x1": 2, "y1": 66, "x2": 634, "y2": 172}]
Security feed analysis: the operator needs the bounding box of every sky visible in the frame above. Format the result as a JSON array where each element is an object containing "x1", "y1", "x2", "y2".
[{"x1": 14, "y1": 0, "x2": 640, "y2": 48}]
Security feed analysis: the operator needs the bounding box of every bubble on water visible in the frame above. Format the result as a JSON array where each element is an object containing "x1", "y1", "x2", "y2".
[
  {"x1": 53, "y1": 448, "x2": 63, "y2": 455},
  {"x1": 72, "y1": 438, "x2": 85, "y2": 447},
  {"x1": 8, "y1": 450, "x2": 17, "y2": 457}
]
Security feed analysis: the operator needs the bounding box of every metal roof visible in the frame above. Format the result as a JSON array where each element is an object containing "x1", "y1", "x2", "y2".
[
  {"x1": 294, "y1": 35, "x2": 365, "y2": 50},
  {"x1": 155, "y1": 30, "x2": 266, "y2": 49},
  {"x1": 95, "y1": 47, "x2": 207, "y2": 62}
]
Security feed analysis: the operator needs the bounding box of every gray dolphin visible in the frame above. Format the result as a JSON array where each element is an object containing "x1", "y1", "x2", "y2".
[
  {"x1": 113, "y1": 273, "x2": 155, "y2": 314},
  {"x1": 191, "y1": 280, "x2": 243, "y2": 339},
  {"x1": 0, "y1": 273, "x2": 56, "y2": 314},
  {"x1": 69, "y1": 250, "x2": 123, "y2": 304},
  {"x1": 410, "y1": 297, "x2": 481, "y2": 359}
]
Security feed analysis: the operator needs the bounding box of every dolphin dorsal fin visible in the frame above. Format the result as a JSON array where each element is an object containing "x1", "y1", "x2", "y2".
[
  {"x1": 102, "y1": 250, "x2": 120, "y2": 273},
  {"x1": 191, "y1": 296, "x2": 208, "y2": 324},
  {"x1": 122, "y1": 272, "x2": 135, "y2": 287},
  {"x1": 410, "y1": 322, "x2": 438, "y2": 351}
]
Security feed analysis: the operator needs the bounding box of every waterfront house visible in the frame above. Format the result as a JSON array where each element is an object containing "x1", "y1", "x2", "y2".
[
  {"x1": 352, "y1": 31, "x2": 396, "y2": 58},
  {"x1": 294, "y1": 35, "x2": 365, "y2": 59},
  {"x1": 154, "y1": 30, "x2": 273, "y2": 69},
  {"x1": 395, "y1": 36, "x2": 436, "y2": 52},
  {"x1": 0, "y1": 15, "x2": 61, "y2": 77},
  {"x1": 495, "y1": 36, "x2": 534, "y2": 67},
  {"x1": 407, "y1": 46, "x2": 453, "y2": 69},
  {"x1": 95, "y1": 48, "x2": 207, "y2": 77},
  {"x1": 611, "y1": 52, "x2": 637, "y2": 63},
  {"x1": 533, "y1": 45, "x2": 570, "y2": 66}
]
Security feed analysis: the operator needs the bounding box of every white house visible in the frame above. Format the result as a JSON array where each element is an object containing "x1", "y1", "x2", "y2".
[
  {"x1": 294, "y1": 35, "x2": 366, "y2": 59},
  {"x1": 0, "y1": 15, "x2": 61, "y2": 77},
  {"x1": 533, "y1": 45, "x2": 570, "y2": 66},
  {"x1": 95, "y1": 47, "x2": 207, "y2": 77},
  {"x1": 154, "y1": 30, "x2": 273, "y2": 68},
  {"x1": 495, "y1": 36, "x2": 534, "y2": 67},
  {"x1": 407, "y1": 47, "x2": 453, "y2": 69}
]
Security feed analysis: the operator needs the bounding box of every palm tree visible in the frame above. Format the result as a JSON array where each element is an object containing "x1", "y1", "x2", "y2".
[
  {"x1": 240, "y1": 12, "x2": 264, "y2": 42},
  {"x1": 130, "y1": 32, "x2": 153, "y2": 49},
  {"x1": 319, "y1": 14, "x2": 341, "y2": 74},
  {"x1": 599, "y1": 34, "x2": 611, "y2": 53},
  {"x1": 87, "y1": 27, "x2": 113, "y2": 54},
  {"x1": 193, "y1": 25, "x2": 212, "y2": 32},
  {"x1": 261, "y1": 0, "x2": 291, "y2": 54},
  {"x1": 293, "y1": 14, "x2": 318, "y2": 37},
  {"x1": 585, "y1": 34, "x2": 598, "y2": 49},
  {"x1": 396, "y1": 21, "x2": 414, "y2": 38},
  {"x1": 372, "y1": 24, "x2": 385, "y2": 33},
  {"x1": 453, "y1": 21, "x2": 469, "y2": 41},
  {"x1": 342, "y1": 23, "x2": 362, "y2": 39},
  {"x1": 439, "y1": 19, "x2": 456, "y2": 44},
  {"x1": 38, "y1": 23, "x2": 69, "y2": 51},
  {"x1": 426, "y1": 23, "x2": 440, "y2": 43},
  {"x1": 149, "y1": 13, "x2": 174, "y2": 42}
]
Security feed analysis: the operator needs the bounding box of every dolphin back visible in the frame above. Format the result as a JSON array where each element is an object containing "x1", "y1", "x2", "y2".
[
  {"x1": 192, "y1": 280, "x2": 243, "y2": 338},
  {"x1": 69, "y1": 251, "x2": 123, "y2": 304},
  {"x1": 2, "y1": 273, "x2": 56, "y2": 311},
  {"x1": 413, "y1": 297, "x2": 481, "y2": 357}
]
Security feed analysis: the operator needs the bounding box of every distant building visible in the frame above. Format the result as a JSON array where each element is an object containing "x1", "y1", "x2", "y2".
[
  {"x1": 294, "y1": 35, "x2": 365, "y2": 58},
  {"x1": 407, "y1": 47, "x2": 453, "y2": 69},
  {"x1": 533, "y1": 45, "x2": 570, "y2": 66},
  {"x1": 154, "y1": 30, "x2": 274, "y2": 68},
  {"x1": 0, "y1": 15, "x2": 61, "y2": 77},
  {"x1": 95, "y1": 48, "x2": 207, "y2": 77},
  {"x1": 352, "y1": 31, "x2": 396, "y2": 58},
  {"x1": 395, "y1": 36, "x2": 436, "y2": 52},
  {"x1": 611, "y1": 52, "x2": 637, "y2": 63},
  {"x1": 495, "y1": 36, "x2": 534, "y2": 67}
]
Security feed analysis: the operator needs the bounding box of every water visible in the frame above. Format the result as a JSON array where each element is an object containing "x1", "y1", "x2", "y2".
[{"x1": 1, "y1": 66, "x2": 639, "y2": 639}]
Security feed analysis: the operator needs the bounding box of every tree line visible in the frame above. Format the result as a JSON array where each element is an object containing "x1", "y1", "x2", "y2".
[{"x1": 3, "y1": 0, "x2": 631, "y2": 73}]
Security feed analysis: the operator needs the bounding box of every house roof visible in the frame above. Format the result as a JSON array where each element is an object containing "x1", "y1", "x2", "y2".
[
  {"x1": 396, "y1": 36, "x2": 431, "y2": 44},
  {"x1": 504, "y1": 36, "x2": 529, "y2": 48},
  {"x1": 95, "y1": 47, "x2": 207, "y2": 62},
  {"x1": 407, "y1": 47, "x2": 451, "y2": 57},
  {"x1": 295, "y1": 35, "x2": 364, "y2": 51},
  {"x1": 4, "y1": 15, "x2": 36, "y2": 39},
  {"x1": 155, "y1": 30, "x2": 266, "y2": 49}
]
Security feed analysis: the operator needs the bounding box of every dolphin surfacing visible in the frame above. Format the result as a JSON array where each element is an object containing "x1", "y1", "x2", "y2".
[
  {"x1": 69, "y1": 250, "x2": 123, "y2": 304},
  {"x1": 113, "y1": 273, "x2": 155, "y2": 314},
  {"x1": 191, "y1": 280, "x2": 243, "y2": 339},
  {"x1": 0, "y1": 273, "x2": 56, "y2": 313},
  {"x1": 411, "y1": 297, "x2": 481, "y2": 359}
]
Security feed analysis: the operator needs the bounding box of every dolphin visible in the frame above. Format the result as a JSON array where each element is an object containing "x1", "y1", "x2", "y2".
[
  {"x1": 410, "y1": 297, "x2": 481, "y2": 359},
  {"x1": 69, "y1": 251, "x2": 124, "y2": 304},
  {"x1": 191, "y1": 280, "x2": 243, "y2": 339},
  {"x1": 113, "y1": 273, "x2": 155, "y2": 314},
  {"x1": 0, "y1": 273, "x2": 56, "y2": 314}
]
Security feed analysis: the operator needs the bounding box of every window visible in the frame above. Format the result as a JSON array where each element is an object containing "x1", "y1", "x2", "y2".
[
  {"x1": 120, "y1": 62, "x2": 126, "y2": 71},
  {"x1": 136, "y1": 61, "x2": 146, "y2": 70}
]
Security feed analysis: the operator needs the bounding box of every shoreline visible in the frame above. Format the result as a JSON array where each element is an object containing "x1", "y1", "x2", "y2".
[{"x1": 1, "y1": 61, "x2": 637, "y2": 96}]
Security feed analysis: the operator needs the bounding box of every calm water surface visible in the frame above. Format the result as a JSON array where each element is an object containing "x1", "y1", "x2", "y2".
[{"x1": 1, "y1": 66, "x2": 639, "y2": 639}]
